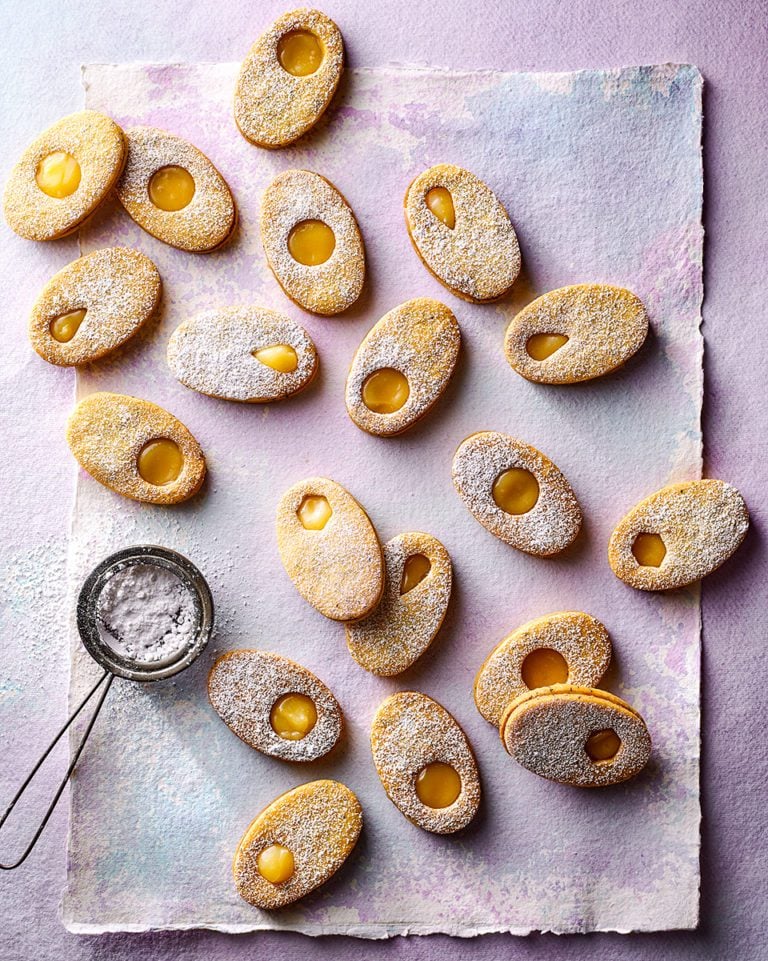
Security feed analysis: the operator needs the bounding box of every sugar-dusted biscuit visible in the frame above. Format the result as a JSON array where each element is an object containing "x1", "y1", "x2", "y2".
[
  {"x1": 346, "y1": 532, "x2": 452, "y2": 676},
  {"x1": 167, "y1": 306, "x2": 318, "y2": 403},
  {"x1": 500, "y1": 684, "x2": 651, "y2": 788},
  {"x1": 4, "y1": 110, "x2": 126, "y2": 241},
  {"x1": 115, "y1": 127, "x2": 236, "y2": 252},
  {"x1": 235, "y1": 8, "x2": 344, "y2": 149},
  {"x1": 452, "y1": 431, "x2": 582, "y2": 555},
  {"x1": 608, "y1": 479, "x2": 749, "y2": 591},
  {"x1": 370, "y1": 691, "x2": 480, "y2": 834},
  {"x1": 208, "y1": 650, "x2": 341, "y2": 762},
  {"x1": 276, "y1": 476, "x2": 384, "y2": 621},
  {"x1": 233, "y1": 779, "x2": 362, "y2": 909},
  {"x1": 29, "y1": 247, "x2": 161, "y2": 367},
  {"x1": 473, "y1": 612, "x2": 611, "y2": 726},
  {"x1": 345, "y1": 298, "x2": 460, "y2": 437},
  {"x1": 66, "y1": 392, "x2": 205, "y2": 505},
  {"x1": 504, "y1": 284, "x2": 649, "y2": 384},
  {"x1": 260, "y1": 169, "x2": 365, "y2": 315},
  {"x1": 404, "y1": 163, "x2": 520, "y2": 302}
]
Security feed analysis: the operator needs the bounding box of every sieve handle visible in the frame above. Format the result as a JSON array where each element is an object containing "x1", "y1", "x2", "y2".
[{"x1": 0, "y1": 669, "x2": 114, "y2": 870}]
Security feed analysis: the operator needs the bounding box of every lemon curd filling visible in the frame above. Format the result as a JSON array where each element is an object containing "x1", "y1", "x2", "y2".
[
  {"x1": 50, "y1": 308, "x2": 86, "y2": 343},
  {"x1": 520, "y1": 648, "x2": 569, "y2": 689},
  {"x1": 137, "y1": 438, "x2": 183, "y2": 486},
  {"x1": 254, "y1": 344, "x2": 299, "y2": 373},
  {"x1": 416, "y1": 762, "x2": 462, "y2": 809},
  {"x1": 586, "y1": 728, "x2": 622, "y2": 762},
  {"x1": 492, "y1": 468, "x2": 540, "y2": 515},
  {"x1": 298, "y1": 494, "x2": 332, "y2": 530},
  {"x1": 288, "y1": 219, "x2": 335, "y2": 266},
  {"x1": 526, "y1": 333, "x2": 569, "y2": 361},
  {"x1": 425, "y1": 187, "x2": 455, "y2": 229},
  {"x1": 632, "y1": 532, "x2": 667, "y2": 567},
  {"x1": 148, "y1": 165, "x2": 196, "y2": 211},
  {"x1": 257, "y1": 843, "x2": 295, "y2": 884},
  {"x1": 362, "y1": 368, "x2": 410, "y2": 414},
  {"x1": 36, "y1": 151, "x2": 81, "y2": 199},
  {"x1": 270, "y1": 693, "x2": 318, "y2": 740},
  {"x1": 400, "y1": 553, "x2": 431, "y2": 594},
  {"x1": 277, "y1": 30, "x2": 324, "y2": 76}
]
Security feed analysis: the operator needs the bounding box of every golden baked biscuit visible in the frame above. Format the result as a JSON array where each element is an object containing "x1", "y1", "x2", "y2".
[
  {"x1": 404, "y1": 163, "x2": 520, "y2": 302},
  {"x1": 4, "y1": 110, "x2": 126, "y2": 241},
  {"x1": 276, "y1": 476, "x2": 384, "y2": 621},
  {"x1": 235, "y1": 8, "x2": 344, "y2": 148},
  {"x1": 345, "y1": 299, "x2": 460, "y2": 437},
  {"x1": 233, "y1": 779, "x2": 362, "y2": 909},
  {"x1": 167, "y1": 306, "x2": 318, "y2": 403},
  {"x1": 29, "y1": 247, "x2": 161, "y2": 366},
  {"x1": 370, "y1": 691, "x2": 480, "y2": 834},
  {"x1": 504, "y1": 284, "x2": 649, "y2": 384},
  {"x1": 115, "y1": 127, "x2": 236, "y2": 252},
  {"x1": 66, "y1": 392, "x2": 205, "y2": 505},
  {"x1": 473, "y1": 612, "x2": 612, "y2": 726},
  {"x1": 260, "y1": 169, "x2": 365, "y2": 315},
  {"x1": 500, "y1": 684, "x2": 651, "y2": 788},
  {"x1": 208, "y1": 650, "x2": 342, "y2": 762},
  {"x1": 346, "y1": 532, "x2": 452, "y2": 676},
  {"x1": 452, "y1": 430, "x2": 582, "y2": 555},
  {"x1": 608, "y1": 479, "x2": 749, "y2": 591}
]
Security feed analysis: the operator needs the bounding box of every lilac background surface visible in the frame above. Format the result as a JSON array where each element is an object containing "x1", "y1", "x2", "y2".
[{"x1": 0, "y1": 1, "x2": 766, "y2": 959}]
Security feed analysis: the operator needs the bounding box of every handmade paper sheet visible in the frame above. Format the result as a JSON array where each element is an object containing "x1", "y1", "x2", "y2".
[{"x1": 63, "y1": 62, "x2": 703, "y2": 936}]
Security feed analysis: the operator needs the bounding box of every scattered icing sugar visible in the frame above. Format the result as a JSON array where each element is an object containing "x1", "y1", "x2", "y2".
[{"x1": 96, "y1": 562, "x2": 197, "y2": 665}]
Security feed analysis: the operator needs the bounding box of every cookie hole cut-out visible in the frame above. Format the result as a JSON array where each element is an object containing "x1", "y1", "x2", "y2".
[
  {"x1": 288, "y1": 219, "x2": 335, "y2": 266},
  {"x1": 270, "y1": 692, "x2": 318, "y2": 740},
  {"x1": 253, "y1": 344, "x2": 299, "y2": 373},
  {"x1": 49, "y1": 308, "x2": 86, "y2": 344},
  {"x1": 400, "y1": 553, "x2": 431, "y2": 595},
  {"x1": 632, "y1": 532, "x2": 666, "y2": 567},
  {"x1": 148, "y1": 165, "x2": 196, "y2": 212},
  {"x1": 362, "y1": 368, "x2": 410, "y2": 415},
  {"x1": 297, "y1": 494, "x2": 332, "y2": 530},
  {"x1": 526, "y1": 333, "x2": 569, "y2": 361},
  {"x1": 278, "y1": 29, "x2": 324, "y2": 76},
  {"x1": 137, "y1": 438, "x2": 183, "y2": 486},
  {"x1": 257, "y1": 844, "x2": 295, "y2": 884},
  {"x1": 425, "y1": 187, "x2": 455, "y2": 229},
  {"x1": 492, "y1": 467, "x2": 540, "y2": 515},
  {"x1": 35, "y1": 151, "x2": 81, "y2": 199},
  {"x1": 416, "y1": 762, "x2": 461, "y2": 809},
  {"x1": 586, "y1": 728, "x2": 622, "y2": 762},
  {"x1": 521, "y1": 647, "x2": 569, "y2": 690}
]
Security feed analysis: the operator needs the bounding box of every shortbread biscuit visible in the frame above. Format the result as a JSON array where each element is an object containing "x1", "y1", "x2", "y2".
[
  {"x1": 233, "y1": 779, "x2": 362, "y2": 909},
  {"x1": 404, "y1": 164, "x2": 520, "y2": 302},
  {"x1": 4, "y1": 110, "x2": 126, "y2": 241},
  {"x1": 115, "y1": 126, "x2": 236, "y2": 252},
  {"x1": 345, "y1": 298, "x2": 460, "y2": 437},
  {"x1": 452, "y1": 431, "x2": 582, "y2": 555},
  {"x1": 29, "y1": 247, "x2": 161, "y2": 366},
  {"x1": 474, "y1": 612, "x2": 611, "y2": 726},
  {"x1": 608, "y1": 479, "x2": 749, "y2": 591},
  {"x1": 66, "y1": 392, "x2": 205, "y2": 505},
  {"x1": 235, "y1": 8, "x2": 344, "y2": 148},
  {"x1": 346, "y1": 532, "x2": 452, "y2": 676}
]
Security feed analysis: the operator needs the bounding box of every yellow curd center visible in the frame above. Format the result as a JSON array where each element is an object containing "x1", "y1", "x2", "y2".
[
  {"x1": 526, "y1": 333, "x2": 569, "y2": 360},
  {"x1": 400, "y1": 553, "x2": 431, "y2": 594},
  {"x1": 288, "y1": 220, "x2": 335, "y2": 266},
  {"x1": 416, "y1": 762, "x2": 461, "y2": 809},
  {"x1": 362, "y1": 368, "x2": 410, "y2": 414},
  {"x1": 270, "y1": 693, "x2": 318, "y2": 740},
  {"x1": 50, "y1": 308, "x2": 86, "y2": 343},
  {"x1": 277, "y1": 30, "x2": 324, "y2": 76},
  {"x1": 137, "y1": 439, "x2": 183, "y2": 486},
  {"x1": 521, "y1": 648, "x2": 569, "y2": 689},
  {"x1": 254, "y1": 344, "x2": 299, "y2": 373},
  {"x1": 492, "y1": 468, "x2": 540, "y2": 515},
  {"x1": 148, "y1": 165, "x2": 195, "y2": 211},
  {"x1": 257, "y1": 843, "x2": 295, "y2": 884},
  {"x1": 298, "y1": 494, "x2": 332, "y2": 530},
  {"x1": 36, "y1": 151, "x2": 81, "y2": 199},
  {"x1": 425, "y1": 187, "x2": 455, "y2": 229},
  {"x1": 586, "y1": 728, "x2": 621, "y2": 762},
  {"x1": 632, "y1": 532, "x2": 666, "y2": 567}
]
